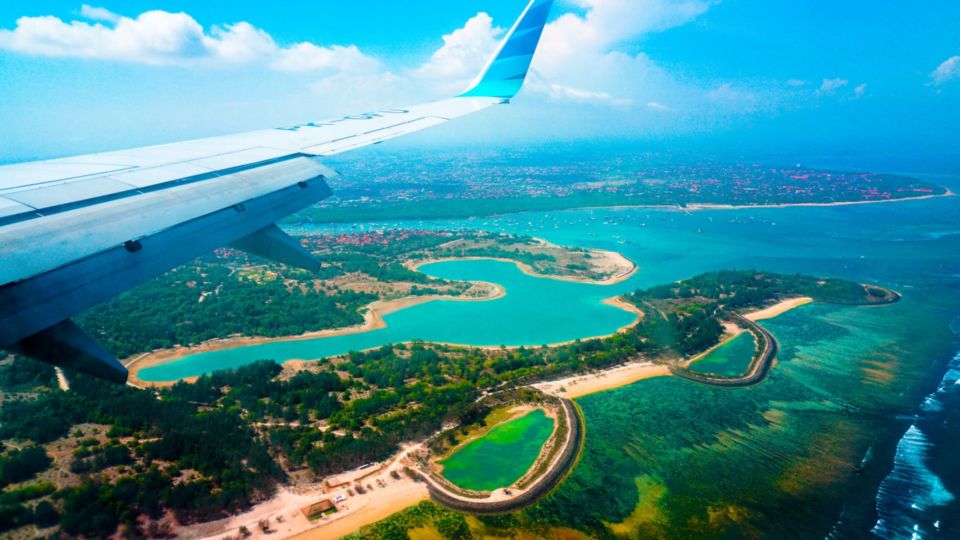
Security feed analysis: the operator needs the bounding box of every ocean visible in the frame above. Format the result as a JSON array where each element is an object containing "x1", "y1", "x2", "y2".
[{"x1": 152, "y1": 185, "x2": 960, "y2": 537}]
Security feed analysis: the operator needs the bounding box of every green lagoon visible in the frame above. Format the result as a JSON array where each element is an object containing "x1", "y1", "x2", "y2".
[
  {"x1": 440, "y1": 409, "x2": 555, "y2": 492},
  {"x1": 690, "y1": 331, "x2": 757, "y2": 377}
]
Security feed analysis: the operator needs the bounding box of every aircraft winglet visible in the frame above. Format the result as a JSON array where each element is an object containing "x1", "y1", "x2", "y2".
[{"x1": 460, "y1": 0, "x2": 555, "y2": 99}]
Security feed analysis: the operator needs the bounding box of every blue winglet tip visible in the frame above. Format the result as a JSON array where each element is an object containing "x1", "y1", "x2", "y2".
[{"x1": 459, "y1": 0, "x2": 555, "y2": 99}]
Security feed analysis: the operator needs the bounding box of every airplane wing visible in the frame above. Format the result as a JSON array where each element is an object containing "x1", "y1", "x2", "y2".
[{"x1": 0, "y1": 0, "x2": 555, "y2": 383}]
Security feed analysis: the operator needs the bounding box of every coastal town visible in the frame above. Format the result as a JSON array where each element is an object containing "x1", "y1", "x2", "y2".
[{"x1": 303, "y1": 151, "x2": 949, "y2": 223}]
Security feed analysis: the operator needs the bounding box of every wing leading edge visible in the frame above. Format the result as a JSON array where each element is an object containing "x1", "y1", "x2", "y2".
[{"x1": 0, "y1": 0, "x2": 555, "y2": 383}]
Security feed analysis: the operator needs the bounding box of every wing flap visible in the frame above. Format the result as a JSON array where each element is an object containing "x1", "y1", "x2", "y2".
[
  {"x1": 303, "y1": 116, "x2": 449, "y2": 156},
  {"x1": 0, "y1": 197, "x2": 35, "y2": 219},
  {"x1": 4, "y1": 177, "x2": 138, "y2": 210},
  {"x1": 101, "y1": 162, "x2": 214, "y2": 189},
  {"x1": 231, "y1": 224, "x2": 321, "y2": 272}
]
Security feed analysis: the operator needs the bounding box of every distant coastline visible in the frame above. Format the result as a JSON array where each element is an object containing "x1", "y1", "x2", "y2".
[
  {"x1": 683, "y1": 190, "x2": 955, "y2": 211},
  {"x1": 594, "y1": 190, "x2": 955, "y2": 215},
  {"x1": 295, "y1": 188, "x2": 955, "y2": 227}
]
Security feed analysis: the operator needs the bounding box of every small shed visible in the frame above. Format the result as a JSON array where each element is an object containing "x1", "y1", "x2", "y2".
[{"x1": 302, "y1": 499, "x2": 337, "y2": 519}]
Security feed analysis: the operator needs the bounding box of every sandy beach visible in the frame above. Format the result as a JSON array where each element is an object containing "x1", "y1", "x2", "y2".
[
  {"x1": 535, "y1": 297, "x2": 815, "y2": 399},
  {"x1": 746, "y1": 297, "x2": 813, "y2": 321},
  {"x1": 287, "y1": 481, "x2": 429, "y2": 540},
  {"x1": 685, "y1": 190, "x2": 954, "y2": 211},
  {"x1": 593, "y1": 191, "x2": 955, "y2": 216},
  {"x1": 533, "y1": 362, "x2": 672, "y2": 399},
  {"x1": 180, "y1": 442, "x2": 432, "y2": 540},
  {"x1": 409, "y1": 247, "x2": 637, "y2": 286}
]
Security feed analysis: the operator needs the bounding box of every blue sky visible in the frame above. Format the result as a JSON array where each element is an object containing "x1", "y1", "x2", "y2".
[{"x1": 1, "y1": 1, "x2": 959, "y2": 164}]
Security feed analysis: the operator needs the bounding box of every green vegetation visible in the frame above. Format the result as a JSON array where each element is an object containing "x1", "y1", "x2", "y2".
[
  {"x1": 0, "y1": 446, "x2": 51, "y2": 487},
  {"x1": 75, "y1": 260, "x2": 376, "y2": 359},
  {"x1": 628, "y1": 270, "x2": 897, "y2": 359},
  {"x1": 0, "y1": 365, "x2": 283, "y2": 536},
  {"x1": 0, "y1": 267, "x2": 894, "y2": 537},
  {"x1": 344, "y1": 501, "x2": 474, "y2": 540},
  {"x1": 638, "y1": 269, "x2": 898, "y2": 308},
  {"x1": 0, "y1": 355, "x2": 55, "y2": 390}
]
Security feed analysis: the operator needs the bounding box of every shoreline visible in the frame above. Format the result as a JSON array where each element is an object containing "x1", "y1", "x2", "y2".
[
  {"x1": 127, "y1": 284, "x2": 506, "y2": 387},
  {"x1": 534, "y1": 297, "x2": 813, "y2": 400},
  {"x1": 128, "y1": 252, "x2": 637, "y2": 387},
  {"x1": 293, "y1": 190, "x2": 956, "y2": 229},
  {"x1": 181, "y1": 297, "x2": 813, "y2": 539},
  {"x1": 745, "y1": 297, "x2": 814, "y2": 321},
  {"x1": 408, "y1": 245, "x2": 638, "y2": 286},
  {"x1": 684, "y1": 190, "x2": 955, "y2": 212}
]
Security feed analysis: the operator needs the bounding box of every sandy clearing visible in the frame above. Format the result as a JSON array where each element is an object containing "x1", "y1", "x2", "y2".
[{"x1": 533, "y1": 362, "x2": 672, "y2": 399}]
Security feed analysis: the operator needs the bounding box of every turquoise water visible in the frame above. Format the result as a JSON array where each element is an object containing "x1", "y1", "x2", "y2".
[
  {"x1": 138, "y1": 259, "x2": 637, "y2": 382},
  {"x1": 294, "y1": 192, "x2": 960, "y2": 537},
  {"x1": 690, "y1": 331, "x2": 757, "y2": 377},
  {"x1": 140, "y1": 187, "x2": 960, "y2": 537},
  {"x1": 440, "y1": 409, "x2": 555, "y2": 492}
]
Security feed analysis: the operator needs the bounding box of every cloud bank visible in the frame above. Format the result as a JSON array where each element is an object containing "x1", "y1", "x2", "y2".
[
  {"x1": 0, "y1": 5, "x2": 380, "y2": 74},
  {"x1": 0, "y1": 1, "x2": 900, "y2": 143}
]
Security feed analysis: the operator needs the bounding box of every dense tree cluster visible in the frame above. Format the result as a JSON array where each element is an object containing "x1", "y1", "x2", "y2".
[
  {"x1": 0, "y1": 365, "x2": 283, "y2": 535},
  {"x1": 75, "y1": 261, "x2": 376, "y2": 358},
  {"x1": 0, "y1": 446, "x2": 51, "y2": 487},
  {"x1": 0, "y1": 355, "x2": 55, "y2": 390},
  {"x1": 639, "y1": 269, "x2": 888, "y2": 308}
]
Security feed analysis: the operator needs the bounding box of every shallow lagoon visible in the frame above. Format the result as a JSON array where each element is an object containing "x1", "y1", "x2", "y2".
[
  {"x1": 138, "y1": 259, "x2": 637, "y2": 382},
  {"x1": 440, "y1": 409, "x2": 555, "y2": 492},
  {"x1": 690, "y1": 332, "x2": 757, "y2": 377}
]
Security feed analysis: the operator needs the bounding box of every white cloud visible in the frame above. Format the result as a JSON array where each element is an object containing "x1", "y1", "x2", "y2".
[
  {"x1": 817, "y1": 78, "x2": 849, "y2": 94},
  {"x1": 0, "y1": 8, "x2": 378, "y2": 72},
  {"x1": 546, "y1": 84, "x2": 632, "y2": 106},
  {"x1": 853, "y1": 83, "x2": 867, "y2": 99},
  {"x1": 502, "y1": 0, "x2": 718, "y2": 119},
  {"x1": 416, "y1": 13, "x2": 502, "y2": 88},
  {"x1": 1, "y1": 1, "x2": 770, "y2": 142},
  {"x1": 706, "y1": 83, "x2": 757, "y2": 107},
  {"x1": 79, "y1": 5, "x2": 120, "y2": 24},
  {"x1": 208, "y1": 22, "x2": 277, "y2": 64},
  {"x1": 932, "y1": 56, "x2": 960, "y2": 85},
  {"x1": 274, "y1": 43, "x2": 381, "y2": 74},
  {"x1": 786, "y1": 79, "x2": 807, "y2": 88}
]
